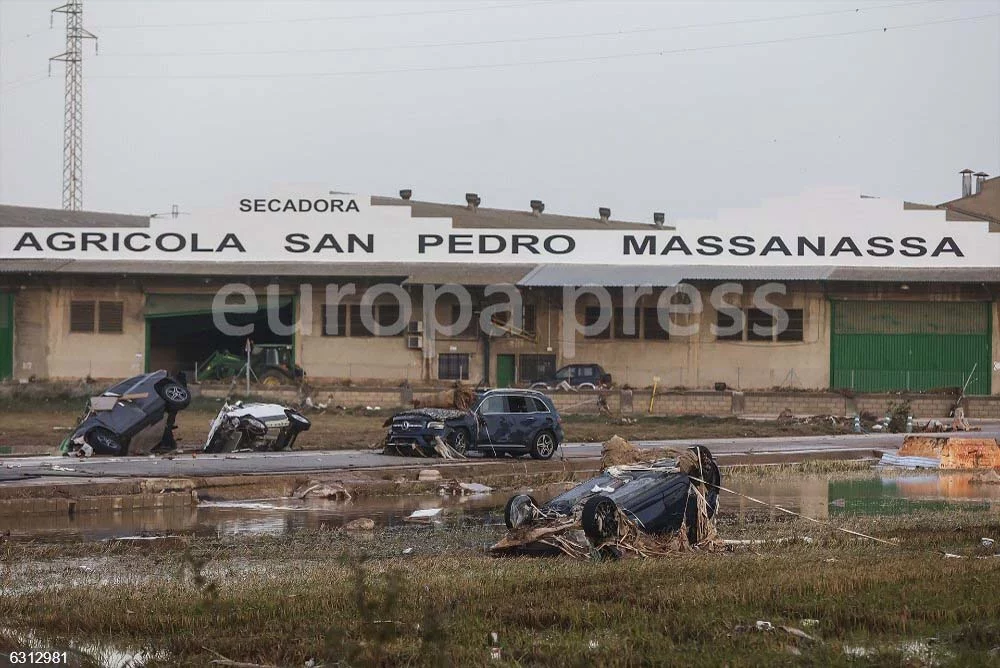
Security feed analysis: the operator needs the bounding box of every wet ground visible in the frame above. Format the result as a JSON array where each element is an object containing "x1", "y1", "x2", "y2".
[{"x1": 3, "y1": 470, "x2": 998, "y2": 542}]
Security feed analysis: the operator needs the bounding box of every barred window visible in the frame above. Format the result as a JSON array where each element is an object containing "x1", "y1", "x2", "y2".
[
  {"x1": 583, "y1": 306, "x2": 610, "y2": 340},
  {"x1": 613, "y1": 307, "x2": 640, "y2": 339},
  {"x1": 777, "y1": 309, "x2": 805, "y2": 342},
  {"x1": 643, "y1": 308, "x2": 669, "y2": 340},
  {"x1": 98, "y1": 301, "x2": 124, "y2": 334},
  {"x1": 322, "y1": 304, "x2": 347, "y2": 336},
  {"x1": 69, "y1": 301, "x2": 95, "y2": 333},
  {"x1": 438, "y1": 353, "x2": 470, "y2": 380}
]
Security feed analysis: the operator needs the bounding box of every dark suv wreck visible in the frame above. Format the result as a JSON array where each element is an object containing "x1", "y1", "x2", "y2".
[
  {"x1": 385, "y1": 389, "x2": 564, "y2": 459},
  {"x1": 60, "y1": 370, "x2": 191, "y2": 456},
  {"x1": 495, "y1": 447, "x2": 721, "y2": 557}
]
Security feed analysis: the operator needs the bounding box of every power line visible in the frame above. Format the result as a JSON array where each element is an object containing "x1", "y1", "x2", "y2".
[
  {"x1": 75, "y1": 11, "x2": 1000, "y2": 82},
  {"x1": 97, "y1": 1, "x2": 945, "y2": 59},
  {"x1": 2, "y1": 9, "x2": 996, "y2": 91},
  {"x1": 89, "y1": 1, "x2": 562, "y2": 30}
]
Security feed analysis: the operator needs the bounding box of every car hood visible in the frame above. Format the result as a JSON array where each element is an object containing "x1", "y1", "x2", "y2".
[{"x1": 393, "y1": 408, "x2": 469, "y2": 421}]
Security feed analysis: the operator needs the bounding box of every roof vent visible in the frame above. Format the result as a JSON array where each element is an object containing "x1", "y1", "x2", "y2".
[
  {"x1": 974, "y1": 172, "x2": 989, "y2": 195},
  {"x1": 465, "y1": 192, "x2": 480, "y2": 211},
  {"x1": 961, "y1": 168, "x2": 974, "y2": 197},
  {"x1": 530, "y1": 199, "x2": 544, "y2": 216},
  {"x1": 653, "y1": 212, "x2": 665, "y2": 228},
  {"x1": 399, "y1": 189, "x2": 412, "y2": 200},
  {"x1": 598, "y1": 207, "x2": 611, "y2": 223}
]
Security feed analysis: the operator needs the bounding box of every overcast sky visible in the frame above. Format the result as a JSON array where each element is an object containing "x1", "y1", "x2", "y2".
[{"x1": 1, "y1": 0, "x2": 998, "y2": 222}]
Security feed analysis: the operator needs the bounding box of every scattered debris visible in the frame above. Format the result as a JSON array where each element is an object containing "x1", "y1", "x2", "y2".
[
  {"x1": 439, "y1": 480, "x2": 493, "y2": 496},
  {"x1": 417, "y1": 469, "x2": 442, "y2": 482},
  {"x1": 72, "y1": 443, "x2": 94, "y2": 458},
  {"x1": 981, "y1": 537, "x2": 995, "y2": 549},
  {"x1": 413, "y1": 383, "x2": 476, "y2": 411},
  {"x1": 401, "y1": 547, "x2": 414, "y2": 555},
  {"x1": 292, "y1": 481, "x2": 351, "y2": 500},
  {"x1": 342, "y1": 518, "x2": 375, "y2": 532},
  {"x1": 404, "y1": 508, "x2": 443, "y2": 524},
  {"x1": 880, "y1": 436, "x2": 1000, "y2": 470}
]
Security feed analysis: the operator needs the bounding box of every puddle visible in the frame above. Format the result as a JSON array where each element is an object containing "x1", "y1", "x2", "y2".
[
  {"x1": 0, "y1": 489, "x2": 517, "y2": 541},
  {"x1": 728, "y1": 472, "x2": 1000, "y2": 520},
  {"x1": 1, "y1": 626, "x2": 163, "y2": 668},
  {"x1": 0, "y1": 473, "x2": 997, "y2": 541}
]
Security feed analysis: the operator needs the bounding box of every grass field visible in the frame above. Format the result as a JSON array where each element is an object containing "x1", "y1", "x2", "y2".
[
  {"x1": 0, "y1": 395, "x2": 845, "y2": 452},
  {"x1": 1, "y1": 507, "x2": 999, "y2": 666}
]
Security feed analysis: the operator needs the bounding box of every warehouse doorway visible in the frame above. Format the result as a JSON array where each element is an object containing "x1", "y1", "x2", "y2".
[
  {"x1": 144, "y1": 294, "x2": 295, "y2": 377},
  {"x1": 830, "y1": 301, "x2": 991, "y2": 394}
]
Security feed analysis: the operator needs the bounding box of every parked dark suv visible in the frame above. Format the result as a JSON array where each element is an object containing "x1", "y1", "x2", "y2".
[
  {"x1": 386, "y1": 389, "x2": 564, "y2": 459},
  {"x1": 530, "y1": 364, "x2": 612, "y2": 390}
]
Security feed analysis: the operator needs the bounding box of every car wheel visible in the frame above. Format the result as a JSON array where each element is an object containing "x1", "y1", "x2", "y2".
[
  {"x1": 449, "y1": 428, "x2": 470, "y2": 456},
  {"x1": 504, "y1": 493, "x2": 538, "y2": 530},
  {"x1": 578, "y1": 382, "x2": 596, "y2": 390},
  {"x1": 529, "y1": 430, "x2": 557, "y2": 460},
  {"x1": 581, "y1": 494, "x2": 619, "y2": 546},
  {"x1": 159, "y1": 382, "x2": 191, "y2": 411},
  {"x1": 87, "y1": 428, "x2": 125, "y2": 456},
  {"x1": 259, "y1": 370, "x2": 286, "y2": 387},
  {"x1": 529, "y1": 382, "x2": 549, "y2": 390}
]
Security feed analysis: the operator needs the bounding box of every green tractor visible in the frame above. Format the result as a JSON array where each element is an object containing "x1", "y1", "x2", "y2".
[{"x1": 197, "y1": 344, "x2": 305, "y2": 387}]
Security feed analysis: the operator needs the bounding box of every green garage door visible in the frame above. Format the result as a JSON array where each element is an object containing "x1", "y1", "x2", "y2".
[
  {"x1": 0, "y1": 293, "x2": 11, "y2": 379},
  {"x1": 830, "y1": 301, "x2": 991, "y2": 394}
]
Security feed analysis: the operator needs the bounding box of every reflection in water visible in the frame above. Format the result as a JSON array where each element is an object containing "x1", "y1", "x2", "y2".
[{"x1": 1, "y1": 473, "x2": 997, "y2": 541}]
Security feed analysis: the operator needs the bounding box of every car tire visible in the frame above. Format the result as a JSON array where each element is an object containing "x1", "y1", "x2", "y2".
[
  {"x1": 581, "y1": 494, "x2": 619, "y2": 546},
  {"x1": 259, "y1": 370, "x2": 287, "y2": 387},
  {"x1": 87, "y1": 428, "x2": 126, "y2": 456},
  {"x1": 159, "y1": 382, "x2": 191, "y2": 411},
  {"x1": 504, "y1": 493, "x2": 538, "y2": 530},
  {"x1": 529, "y1": 382, "x2": 549, "y2": 390},
  {"x1": 578, "y1": 382, "x2": 596, "y2": 390},
  {"x1": 529, "y1": 430, "x2": 557, "y2": 460},
  {"x1": 449, "y1": 427, "x2": 471, "y2": 456}
]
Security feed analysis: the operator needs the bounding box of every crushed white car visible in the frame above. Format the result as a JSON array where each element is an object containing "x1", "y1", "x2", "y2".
[{"x1": 203, "y1": 401, "x2": 312, "y2": 453}]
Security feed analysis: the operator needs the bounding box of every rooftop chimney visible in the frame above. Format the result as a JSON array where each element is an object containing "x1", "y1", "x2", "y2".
[
  {"x1": 399, "y1": 189, "x2": 412, "y2": 200},
  {"x1": 974, "y1": 172, "x2": 989, "y2": 195},
  {"x1": 961, "y1": 168, "x2": 974, "y2": 197},
  {"x1": 465, "y1": 192, "x2": 480, "y2": 211},
  {"x1": 653, "y1": 212, "x2": 665, "y2": 228},
  {"x1": 530, "y1": 199, "x2": 545, "y2": 216},
  {"x1": 598, "y1": 207, "x2": 611, "y2": 223}
]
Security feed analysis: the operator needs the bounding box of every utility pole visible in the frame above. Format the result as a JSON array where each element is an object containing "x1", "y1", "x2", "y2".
[{"x1": 49, "y1": 0, "x2": 97, "y2": 211}]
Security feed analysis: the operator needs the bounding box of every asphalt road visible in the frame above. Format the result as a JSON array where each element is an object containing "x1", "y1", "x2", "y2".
[{"x1": 5, "y1": 430, "x2": 996, "y2": 483}]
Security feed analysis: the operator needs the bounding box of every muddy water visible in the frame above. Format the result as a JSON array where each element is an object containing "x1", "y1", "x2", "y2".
[{"x1": 2, "y1": 473, "x2": 998, "y2": 541}]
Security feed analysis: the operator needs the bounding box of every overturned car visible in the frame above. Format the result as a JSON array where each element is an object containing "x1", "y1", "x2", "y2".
[
  {"x1": 494, "y1": 446, "x2": 721, "y2": 558},
  {"x1": 61, "y1": 370, "x2": 191, "y2": 456},
  {"x1": 203, "y1": 400, "x2": 311, "y2": 453}
]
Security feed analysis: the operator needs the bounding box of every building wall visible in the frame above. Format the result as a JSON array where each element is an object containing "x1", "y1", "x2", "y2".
[
  {"x1": 13, "y1": 286, "x2": 50, "y2": 380},
  {"x1": 41, "y1": 284, "x2": 146, "y2": 379},
  {"x1": 568, "y1": 284, "x2": 831, "y2": 390}
]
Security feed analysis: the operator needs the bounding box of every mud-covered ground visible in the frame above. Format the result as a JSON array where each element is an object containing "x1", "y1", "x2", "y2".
[
  {"x1": 1, "y1": 507, "x2": 999, "y2": 667},
  {"x1": 1, "y1": 395, "x2": 846, "y2": 452}
]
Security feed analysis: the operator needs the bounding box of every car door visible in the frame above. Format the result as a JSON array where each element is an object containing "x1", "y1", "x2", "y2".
[
  {"x1": 477, "y1": 395, "x2": 511, "y2": 445},
  {"x1": 505, "y1": 394, "x2": 535, "y2": 446}
]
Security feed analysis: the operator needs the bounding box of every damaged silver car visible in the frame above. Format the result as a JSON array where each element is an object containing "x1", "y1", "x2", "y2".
[{"x1": 203, "y1": 400, "x2": 312, "y2": 453}]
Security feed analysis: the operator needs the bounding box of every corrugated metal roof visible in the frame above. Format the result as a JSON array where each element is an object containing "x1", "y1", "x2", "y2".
[
  {"x1": 516, "y1": 264, "x2": 834, "y2": 286},
  {"x1": 402, "y1": 263, "x2": 536, "y2": 285},
  {"x1": 518, "y1": 264, "x2": 688, "y2": 287},
  {"x1": 0, "y1": 204, "x2": 149, "y2": 228},
  {"x1": 370, "y1": 196, "x2": 656, "y2": 230},
  {"x1": 826, "y1": 267, "x2": 1000, "y2": 282}
]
